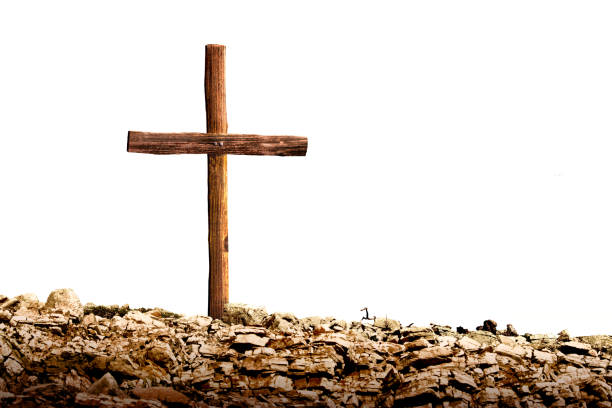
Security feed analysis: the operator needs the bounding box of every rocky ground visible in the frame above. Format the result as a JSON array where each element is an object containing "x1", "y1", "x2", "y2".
[{"x1": 0, "y1": 289, "x2": 611, "y2": 407}]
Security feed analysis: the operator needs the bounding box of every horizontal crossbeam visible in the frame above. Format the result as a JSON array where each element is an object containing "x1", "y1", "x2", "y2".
[{"x1": 127, "y1": 131, "x2": 307, "y2": 156}]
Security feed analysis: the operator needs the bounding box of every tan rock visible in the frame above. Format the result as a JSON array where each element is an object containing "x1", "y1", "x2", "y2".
[
  {"x1": 483, "y1": 365, "x2": 499, "y2": 375},
  {"x1": 329, "y1": 319, "x2": 347, "y2": 331},
  {"x1": 451, "y1": 369, "x2": 477, "y2": 391},
  {"x1": 585, "y1": 356, "x2": 609, "y2": 369},
  {"x1": 296, "y1": 389, "x2": 319, "y2": 400},
  {"x1": 0, "y1": 391, "x2": 15, "y2": 400},
  {"x1": 395, "y1": 378, "x2": 440, "y2": 404},
  {"x1": 0, "y1": 338, "x2": 11, "y2": 358},
  {"x1": 199, "y1": 343, "x2": 218, "y2": 356},
  {"x1": 437, "y1": 335, "x2": 457, "y2": 347},
  {"x1": 268, "y1": 374, "x2": 293, "y2": 391},
  {"x1": 109, "y1": 315, "x2": 128, "y2": 331},
  {"x1": 559, "y1": 341, "x2": 592, "y2": 355},
  {"x1": 81, "y1": 313, "x2": 97, "y2": 327},
  {"x1": 467, "y1": 330, "x2": 499, "y2": 346},
  {"x1": 234, "y1": 333, "x2": 270, "y2": 348},
  {"x1": 75, "y1": 392, "x2": 163, "y2": 407},
  {"x1": 45, "y1": 288, "x2": 82, "y2": 318},
  {"x1": 400, "y1": 346, "x2": 453, "y2": 370},
  {"x1": 249, "y1": 374, "x2": 293, "y2": 391},
  {"x1": 313, "y1": 332, "x2": 352, "y2": 350},
  {"x1": 373, "y1": 317, "x2": 401, "y2": 331},
  {"x1": 125, "y1": 310, "x2": 154, "y2": 325},
  {"x1": 86, "y1": 372, "x2": 121, "y2": 396},
  {"x1": 192, "y1": 364, "x2": 214, "y2": 383},
  {"x1": 400, "y1": 326, "x2": 436, "y2": 342},
  {"x1": 242, "y1": 355, "x2": 288, "y2": 373},
  {"x1": 458, "y1": 336, "x2": 481, "y2": 352},
  {"x1": 15, "y1": 293, "x2": 41, "y2": 309},
  {"x1": 403, "y1": 338, "x2": 432, "y2": 350},
  {"x1": 299, "y1": 316, "x2": 322, "y2": 330},
  {"x1": 3, "y1": 357, "x2": 23, "y2": 376},
  {"x1": 561, "y1": 353, "x2": 586, "y2": 366},
  {"x1": 308, "y1": 357, "x2": 336, "y2": 375},
  {"x1": 307, "y1": 376, "x2": 338, "y2": 392},
  {"x1": 3, "y1": 295, "x2": 612, "y2": 407},
  {"x1": 234, "y1": 326, "x2": 267, "y2": 335},
  {"x1": 132, "y1": 386, "x2": 190, "y2": 406},
  {"x1": 178, "y1": 315, "x2": 212, "y2": 329},
  {"x1": 533, "y1": 349, "x2": 557, "y2": 364},
  {"x1": 146, "y1": 341, "x2": 176, "y2": 367},
  {"x1": 477, "y1": 387, "x2": 500, "y2": 403},
  {"x1": 499, "y1": 387, "x2": 519, "y2": 406},
  {"x1": 262, "y1": 312, "x2": 298, "y2": 332},
  {"x1": 494, "y1": 343, "x2": 527, "y2": 360}
]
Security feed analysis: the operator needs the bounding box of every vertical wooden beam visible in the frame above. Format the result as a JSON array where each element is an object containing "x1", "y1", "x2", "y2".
[{"x1": 205, "y1": 44, "x2": 228, "y2": 319}]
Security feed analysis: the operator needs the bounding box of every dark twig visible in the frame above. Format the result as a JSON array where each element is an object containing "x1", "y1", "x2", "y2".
[{"x1": 360, "y1": 307, "x2": 376, "y2": 321}]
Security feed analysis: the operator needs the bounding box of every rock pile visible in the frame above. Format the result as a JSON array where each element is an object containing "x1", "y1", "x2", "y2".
[{"x1": 0, "y1": 289, "x2": 611, "y2": 407}]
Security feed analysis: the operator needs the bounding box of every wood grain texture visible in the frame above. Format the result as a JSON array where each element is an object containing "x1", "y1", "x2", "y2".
[
  {"x1": 205, "y1": 44, "x2": 229, "y2": 319},
  {"x1": 127, "y1": 132, "x2": 308, "y2": 156}
]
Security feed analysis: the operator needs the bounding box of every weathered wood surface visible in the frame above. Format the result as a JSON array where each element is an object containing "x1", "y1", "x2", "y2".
[
  {"x1": 126, "y1": 44, "x2": 308, "y2": 320},
  {"x1": 205, "y1": 44, "x2": 229, "y2": 320},
  {"x1": 127, "y1": 132, "x2": 308, "y2": 156}
]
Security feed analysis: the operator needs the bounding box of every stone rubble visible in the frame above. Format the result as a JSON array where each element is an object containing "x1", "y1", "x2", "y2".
[{"x1": 0, "y1": 289, "x2": 610, "y2": 407}]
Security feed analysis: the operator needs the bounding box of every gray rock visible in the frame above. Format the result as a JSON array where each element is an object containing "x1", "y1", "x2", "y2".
[
  {"x1": 577, "y1": 335, "x2": 612, "y2": 350},
  {"x1": 222, "y1": 303, "x2": 267, "y2": 326}
]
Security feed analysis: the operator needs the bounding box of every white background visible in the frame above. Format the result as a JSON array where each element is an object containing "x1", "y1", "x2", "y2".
[{"x1": 1, "y1": 1, "x2": 611, "y2": 336}]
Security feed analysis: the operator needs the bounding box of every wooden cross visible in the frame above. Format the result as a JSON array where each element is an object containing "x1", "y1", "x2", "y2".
[{"x1": 127, "y1": 44, "x2": 308, "y2": 319}]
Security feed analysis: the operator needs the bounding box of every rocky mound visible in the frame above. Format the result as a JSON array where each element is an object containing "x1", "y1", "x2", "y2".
[{"x1": 0, "y1": 289, "x2": 611, "y2": 407}]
